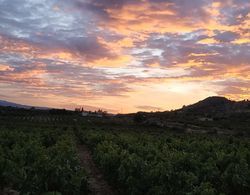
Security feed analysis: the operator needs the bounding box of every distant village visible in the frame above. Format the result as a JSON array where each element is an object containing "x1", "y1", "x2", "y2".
[{"x1": 74, "y1": 107, "x2": 113, "y2": 118}]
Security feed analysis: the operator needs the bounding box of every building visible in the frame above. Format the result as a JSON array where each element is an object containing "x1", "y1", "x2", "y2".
[{"x1": 81, "y1": 112, "x2": 89, "y2": 117}]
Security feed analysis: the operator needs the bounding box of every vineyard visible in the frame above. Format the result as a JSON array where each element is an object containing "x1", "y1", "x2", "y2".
[
  {"x1": 81, "y1": 130, "x2": 250, "y2": 195},
  {"x1": 0, "y1": 107, "x2": 250, "y2": 194},
  {"x1": 0, "y1": 125, "x2": 88, "y2": 194}
]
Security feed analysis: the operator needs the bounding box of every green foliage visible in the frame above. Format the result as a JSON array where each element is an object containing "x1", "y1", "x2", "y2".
[
  {"x1": 82, "y1": 130, "x2": 250, "y2": 195},
  {"x1": 133, "y1": 112, "x2": 146, "y2": 123},
  {"x1": 0, "y1": 127, "x2": 88, "y2": 194},
  {"x1": 1, "y1": 107, "x2": 250, "y2": 195}
]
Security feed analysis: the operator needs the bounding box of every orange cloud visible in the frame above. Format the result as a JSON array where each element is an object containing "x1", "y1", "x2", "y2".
[
  {"x1": 1, "y1": 0, "x2": 249, "y2": 112},
  {"x1": 0, "y1": 64, "x2": 14, "y2": 71},
  {"x1": 38, "y1": 51, "x2": 74, "y2": 61},
  {"x1": 91, "y1": 55, "x2": 132, "y2": 67},
  {"x1": 100, "y1": 1, "x2": 203, "y2": 36},
  {"x1": 198, "y1": 38, "x2": 219, "y2": 44}
]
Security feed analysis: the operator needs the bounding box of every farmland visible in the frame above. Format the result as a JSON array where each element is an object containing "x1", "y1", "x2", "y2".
[
  {"x1": 0, "y1": 106, "x2": 250, "y2": 194},
  {"x1": 0, "y1": 124, "x2": 88, "y2": 194},
  {"x1": 81, "y1": 129, "x2": 250, "y2": 194}
]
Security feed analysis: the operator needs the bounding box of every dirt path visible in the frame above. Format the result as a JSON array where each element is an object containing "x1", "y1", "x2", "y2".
[{"x1": 77, "y1": 145, "x2": 116, "y2": 195}]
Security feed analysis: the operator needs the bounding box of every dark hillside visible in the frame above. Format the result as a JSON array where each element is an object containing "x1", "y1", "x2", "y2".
[{"x1": 180, "y1": 96, "x2": 250, "y2": 114}]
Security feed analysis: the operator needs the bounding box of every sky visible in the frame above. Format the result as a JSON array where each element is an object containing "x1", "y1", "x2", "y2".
[{"x1": 0, "y1": 0, "x2": 249, "y2": 113}]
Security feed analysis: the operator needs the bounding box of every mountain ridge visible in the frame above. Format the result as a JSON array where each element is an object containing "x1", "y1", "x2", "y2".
[
  {"x1": 0, "y1": 100, "x2": 50, "y2": 110},
  {"x1": 0, "y1": 96, "x2": 249, "y2": 113},
  {"x1": 180, "y1": 96, "x2": 250, "y2": 114}
]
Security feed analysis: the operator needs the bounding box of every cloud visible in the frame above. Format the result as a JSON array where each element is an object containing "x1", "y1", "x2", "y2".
[
  {"x1": 136, "y1": 105, "x2": 164, "y2": 111},
  {"x1": 217, "y1": 0, "x2": 250, "y2": 26},
  {"x1": 213, "y1": 30, "x2": 239, "y2": 42},
  {"x1": 214, "y1": 79, "x2": 250, "y2": 100},
  {"x1": 0, "y1": 0, "x2": 249, "y2": 112}
]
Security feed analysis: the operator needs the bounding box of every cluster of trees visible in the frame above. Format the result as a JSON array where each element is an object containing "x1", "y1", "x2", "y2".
[
  {"x1": 0, "y1": 106, "x2": 75, "y2": 117},
  {"x1": 0, "y1": 126, "x2": 88, "y2": 194},
  {"x1": 75, "y1": 107, "x2": 108, "y2": 115},
  {"x1": 82, "y1": 130, "x2": 250, "y2": 195}
]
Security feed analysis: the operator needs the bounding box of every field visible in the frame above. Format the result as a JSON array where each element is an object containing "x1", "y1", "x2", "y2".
[
  {"x1": 81, "y1": 129, "x2": 250, "y2": 194},
  {"x1": 0, "y1": 107, "x2": 250, "y2": 194}
]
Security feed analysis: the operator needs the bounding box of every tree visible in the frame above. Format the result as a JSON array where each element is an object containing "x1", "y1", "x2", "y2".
[{"x1": 133, "y1": 112, "x2": 146, "y2": 123}]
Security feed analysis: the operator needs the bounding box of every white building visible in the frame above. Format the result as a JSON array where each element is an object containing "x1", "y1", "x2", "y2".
[{"x1": 81, "y1": 112, "x2": 89, "y2": 117}]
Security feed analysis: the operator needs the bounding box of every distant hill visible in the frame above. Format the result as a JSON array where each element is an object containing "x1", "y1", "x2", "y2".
[
  {"x1": 124, "y1": 96, "x2": 250, "y2": 134},
  {"x1": 180, "y1": 96, "x2": 250, "y2": 114},
  {"x1": 0, "y1": 100, "x2": 50, "y2": 110}
]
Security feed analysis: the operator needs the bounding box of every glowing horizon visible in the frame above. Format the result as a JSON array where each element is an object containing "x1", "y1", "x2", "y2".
[{"x1": 0, "y1": 0, "x2": 249, "y2": 113}]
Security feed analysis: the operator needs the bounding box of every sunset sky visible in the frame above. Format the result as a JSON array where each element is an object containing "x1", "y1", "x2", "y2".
[{"x1": 0, "y1": 0, "x2": 249, "y2": 113}]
